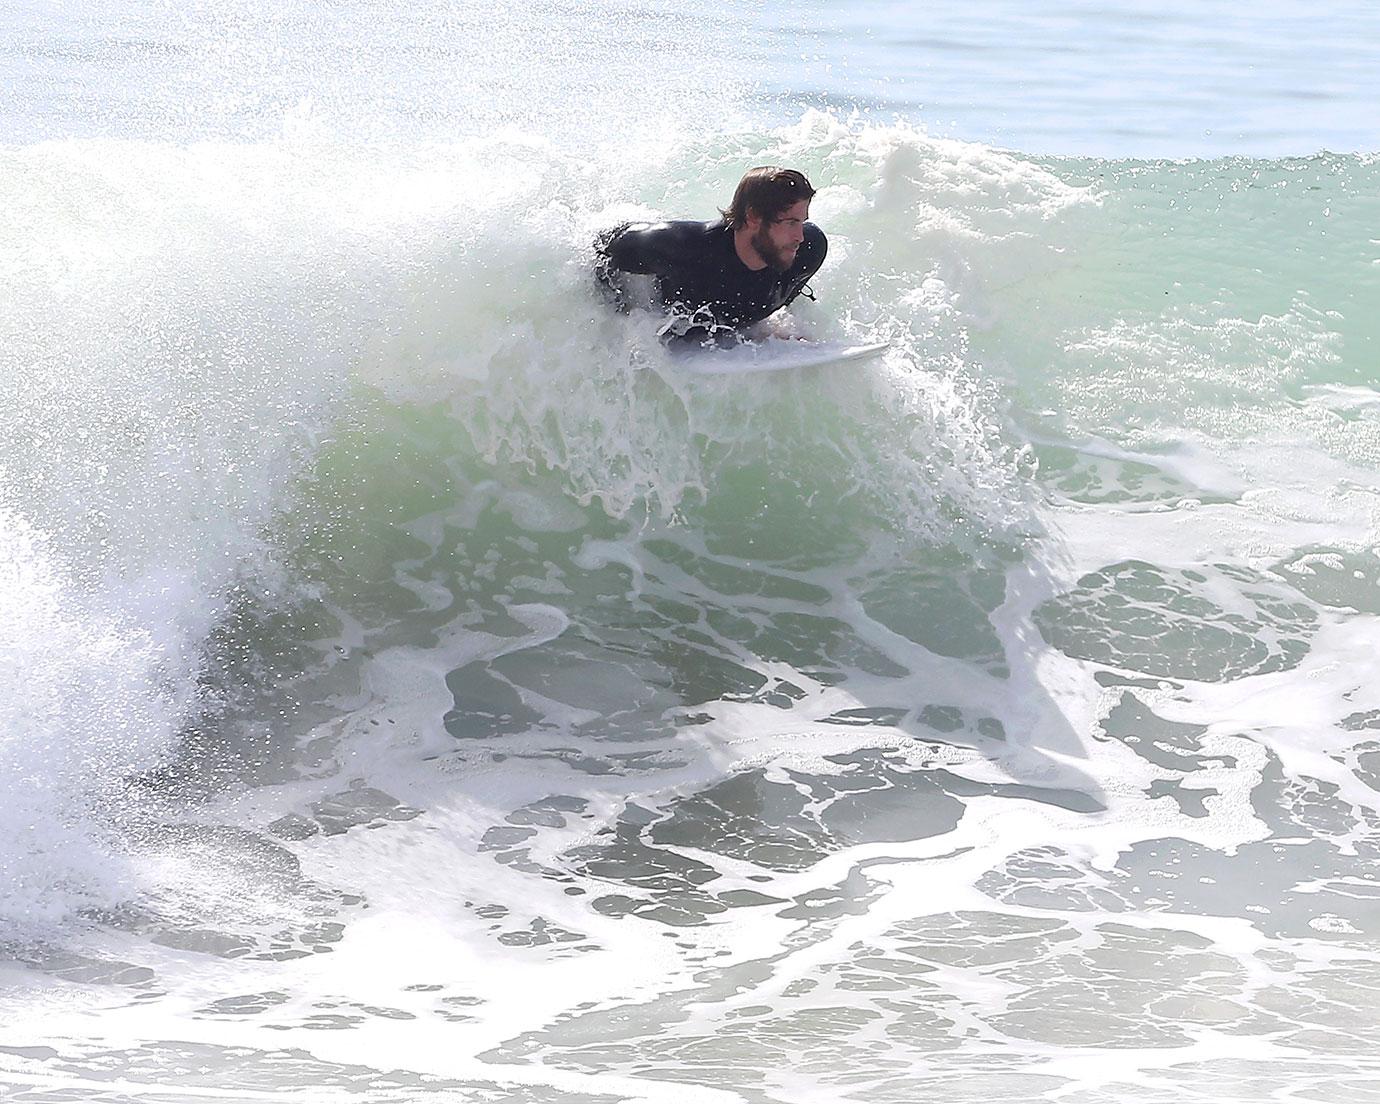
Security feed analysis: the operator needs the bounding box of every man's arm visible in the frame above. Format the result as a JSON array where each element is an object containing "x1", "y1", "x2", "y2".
[
  {"x1": 594, "y1": 222, "x2": 671, "y2": 311},
  {"x1": 595, "y1": 221, "x2": 708, "y2": 314},
  {"x1": 595, "y1": 221, "x2": 691, "y2": 277}
]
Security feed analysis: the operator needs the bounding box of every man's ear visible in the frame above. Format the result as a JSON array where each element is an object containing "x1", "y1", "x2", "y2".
[{"x1": 742, "y1": 207, "x2": 763, "y2": 232}]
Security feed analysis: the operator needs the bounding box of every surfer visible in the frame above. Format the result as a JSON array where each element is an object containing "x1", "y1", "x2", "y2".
[{"x1": 594, "y1": 166, "x2": 826, "y2": 347}]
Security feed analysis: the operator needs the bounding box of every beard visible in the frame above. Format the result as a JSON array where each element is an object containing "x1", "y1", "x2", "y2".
[{"x1": 750, "y1": 225, "x2": 797, "y2": 273}]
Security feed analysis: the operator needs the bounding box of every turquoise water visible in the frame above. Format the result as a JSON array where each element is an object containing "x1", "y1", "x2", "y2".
[{"x1": 2, "y1": 3, "x2": 1379, "y2": 1102}]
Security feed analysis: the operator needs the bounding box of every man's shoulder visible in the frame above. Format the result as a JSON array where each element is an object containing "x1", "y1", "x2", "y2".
[{"x1": 613, "y1": 219, "x2": 724, "y2": 256}]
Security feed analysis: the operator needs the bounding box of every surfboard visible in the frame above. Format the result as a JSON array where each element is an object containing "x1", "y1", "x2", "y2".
[{"x1": 673, "y1": 339, "x2": 890, "y2": 376}]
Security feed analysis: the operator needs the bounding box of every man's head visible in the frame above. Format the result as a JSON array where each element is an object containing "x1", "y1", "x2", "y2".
[{"x1": 724, "y1": 167, "x2": 816, "y2": 273}]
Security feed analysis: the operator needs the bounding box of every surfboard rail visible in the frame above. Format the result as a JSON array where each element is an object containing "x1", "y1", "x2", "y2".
[{"x1": 671, "y1": 338, "x2": 891, "y2": 375}]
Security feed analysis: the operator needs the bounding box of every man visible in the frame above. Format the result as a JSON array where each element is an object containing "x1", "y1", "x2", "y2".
[{"x1": 595, "y1": 166, "x2": 826, "y2": 347}]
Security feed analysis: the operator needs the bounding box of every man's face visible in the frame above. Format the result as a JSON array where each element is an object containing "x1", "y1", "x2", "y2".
[{"x1": 748, "y1": 199, "x2": 809, "y2": 272}]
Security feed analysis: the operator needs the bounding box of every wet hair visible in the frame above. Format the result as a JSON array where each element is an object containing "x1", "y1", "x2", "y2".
[{"x1": 721, "y1": 166, "x2": 816, "y2": 229}]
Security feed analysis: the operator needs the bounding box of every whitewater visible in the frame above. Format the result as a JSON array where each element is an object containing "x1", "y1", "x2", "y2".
[{"x1": 2, "y1": 1, "x2": 1379, "y2": 1101}]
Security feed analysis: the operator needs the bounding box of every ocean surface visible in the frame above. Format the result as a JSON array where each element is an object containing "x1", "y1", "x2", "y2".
[{"x1": 3, "y1": 2, "x2": 1379, "y2": 1101}]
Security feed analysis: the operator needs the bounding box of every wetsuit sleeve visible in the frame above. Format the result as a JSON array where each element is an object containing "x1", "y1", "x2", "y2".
[
  {"x1": 782, "y1": 223, "x2": 827, "y2": 308},
  {"x1": 593, "y1": 223, "x2": 643, "y2": 310},
  {"x1": 594, "y1": 221, "x2": 703, "y2": 313}
]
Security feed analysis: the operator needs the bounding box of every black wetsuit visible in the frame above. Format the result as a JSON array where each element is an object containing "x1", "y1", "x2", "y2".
[{"x1": 594, "y1": 219, "x2": 827, "y2": 346}]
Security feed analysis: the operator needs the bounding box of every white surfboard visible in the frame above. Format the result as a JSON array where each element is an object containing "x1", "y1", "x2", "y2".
[{"x1": 673, "y1": 338, "x2": 891, "y2": 376}]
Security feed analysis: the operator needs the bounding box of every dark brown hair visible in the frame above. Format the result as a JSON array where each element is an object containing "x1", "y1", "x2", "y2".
[{"x1": 721, "y1": 166, "x2": 816, "y2": 229}]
